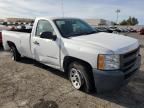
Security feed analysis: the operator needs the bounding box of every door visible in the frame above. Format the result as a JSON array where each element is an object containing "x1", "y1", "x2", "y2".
[{"x1": 31, "y1": 20, "x2": 60, "y2": 68}]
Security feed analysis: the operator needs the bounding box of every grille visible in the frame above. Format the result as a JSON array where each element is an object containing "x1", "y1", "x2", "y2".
[{"x1": 120, "y1": 47, "x2": 140, "y2": 74}]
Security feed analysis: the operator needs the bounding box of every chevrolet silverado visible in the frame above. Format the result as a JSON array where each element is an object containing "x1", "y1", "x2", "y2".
[{"x1": 2, "y1": 17, "x2": 141, "y2": 93}]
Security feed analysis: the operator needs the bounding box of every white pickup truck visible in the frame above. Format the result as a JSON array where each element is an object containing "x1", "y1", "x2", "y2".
[{"x1": 2, "y1": 17, "x2": 141, "y2": 93}]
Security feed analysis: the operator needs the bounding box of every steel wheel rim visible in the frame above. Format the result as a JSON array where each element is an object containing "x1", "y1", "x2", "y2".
[{"x1": 70, "y1": 68, "x2": 83, "y2": 89}]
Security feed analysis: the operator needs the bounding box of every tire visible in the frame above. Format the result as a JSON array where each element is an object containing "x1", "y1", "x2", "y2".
[
  {"x1": 68, "y1": 61, "x2": 94, "y2": 93},
  {"x1": 10, "y1": 46, "x2": 21, "y2": 61}
]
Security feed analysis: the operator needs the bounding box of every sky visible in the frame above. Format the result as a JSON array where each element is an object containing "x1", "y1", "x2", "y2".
[{"x1": 0, "y1": 0, "x2": 144, "y2": 24}]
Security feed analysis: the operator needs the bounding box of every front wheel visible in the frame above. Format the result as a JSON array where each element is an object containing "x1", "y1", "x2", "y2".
[
  {"x1": 68, "y1": 62, "x2": 94, "y2": 93},
  {"x1": 10, "y1": 46, "x2": 21, "y2": 61}
]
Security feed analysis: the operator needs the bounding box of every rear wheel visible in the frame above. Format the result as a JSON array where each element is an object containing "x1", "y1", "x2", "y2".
[
  {"x1": 68, "y1": 61, "x2": 94, "y2": 93},
  {"x1": 10, "y1": 46, "x2": 21, "y2": 61}
]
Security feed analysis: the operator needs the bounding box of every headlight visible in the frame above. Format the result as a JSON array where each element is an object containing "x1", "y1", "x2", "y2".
[{"x1": 97, "y1": 54, "x2": 120, "y2": 70}]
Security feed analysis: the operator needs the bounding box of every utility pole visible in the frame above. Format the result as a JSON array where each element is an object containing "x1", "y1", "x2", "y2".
[
  {"x1": 116, "y1": 9, "x2": 120, "y2": 25},
  {"x1": 61, "y1": 0, "x2": 64, "y2": 17}
]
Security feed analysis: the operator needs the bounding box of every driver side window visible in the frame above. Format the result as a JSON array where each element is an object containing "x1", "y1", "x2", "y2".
[{"x1": 36, "y1": 20, "x2": 54, "y2": 37}]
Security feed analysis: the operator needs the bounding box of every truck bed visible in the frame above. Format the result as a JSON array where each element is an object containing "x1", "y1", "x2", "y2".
[{"x1": 2, "y1": 30, "x2": 32, "y2": 58}]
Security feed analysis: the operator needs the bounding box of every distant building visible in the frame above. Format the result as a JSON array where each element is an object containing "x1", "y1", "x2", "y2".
[
  {"x1": 0, "y1": 19, "x2": 4, "y2": 24},
  {"x1": 85, "y1": 19, "x2": 114, "y2": 26},
  {"x1": 0, "y1": 19, "x2": 4, "y2": 22},
  {"x1": 4, "y1": 18, "x2": 34, "y2": 23}
]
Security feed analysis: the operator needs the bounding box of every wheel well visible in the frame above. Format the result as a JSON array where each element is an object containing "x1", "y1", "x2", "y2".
[
  {"x1": 63, "y1": 56, "x2": 96, "y2": 90},
  {"x1": 7, "y1": 41, "x2": 20, "y2": 55},
  {"x1": 7, "y1": 41, "x2": 16, "y2": 48},
  {"x1": 63, "y1": 56, "x2": 92, "y2": 73}
]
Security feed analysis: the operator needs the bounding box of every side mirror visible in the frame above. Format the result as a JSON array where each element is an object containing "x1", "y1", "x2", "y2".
[{"x1": 40, "y1": 31, "x2": 57, "y2": 41}]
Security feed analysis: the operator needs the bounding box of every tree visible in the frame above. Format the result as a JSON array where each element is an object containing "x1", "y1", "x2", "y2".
[
  {"x1": 120, "y1": 20, "x2": 127, "y2": 25},
  {"x1": 120, "y1": 16, "x2": 139, "y2": 25},
  {"x1": 131, "y1": 17, "x2": 138, "y2": 25}
]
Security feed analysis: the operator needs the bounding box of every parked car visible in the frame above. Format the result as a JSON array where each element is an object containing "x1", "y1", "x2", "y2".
[
  {"x1": 109, "y1": 27, "x2": 121, "y2": 33},
  {"x1": 96, "y1": 27, "x2": 108, "y2": 33},
  {"x1": 25, "y1": 25, "x2": 32, "y2": 29},
  {"x1": 119, "y1": 28, "x2": 128, "y2": 33},
  {"x1": 2, "y1": 17, "x2": 141, "y2": 93},
  {"x1": 16, "y1": 25, "x2": 26, "y2": 30},
  {"x1": 140, "y1": 28, "x2": 144, "y2": 35},
  {"x1": 122, "y1": 28, "x2": 129, "y2": 32},
  {"x1": 105, "y1": 27, "x2": 113, "y2": 33},
  {"x1": 8, "y1": 26, "x2": 16, "y2": 30},
  {"x1": 16, "y1": 25, "x2": 22, "y2": 30},
  {"x1": 129, "y1": 28, "x2": 137, "y2": 32},
  {"x1": 96, "y1": 27, "x2": 113, "y2": 33}
]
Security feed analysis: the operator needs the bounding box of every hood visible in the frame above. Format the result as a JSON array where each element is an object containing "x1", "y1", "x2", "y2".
[{"x1": 71, "y1": 32, "x2": 139, "y2": 54}]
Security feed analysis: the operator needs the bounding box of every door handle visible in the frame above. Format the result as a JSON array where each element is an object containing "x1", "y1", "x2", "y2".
[{"x1": 33, "y1": 41, "x2": 39, "y2": 45}]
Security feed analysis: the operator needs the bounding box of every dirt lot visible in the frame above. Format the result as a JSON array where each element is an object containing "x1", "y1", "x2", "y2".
[{"x1": 0, "y1": 33, "x2": 144, "y2": 108}]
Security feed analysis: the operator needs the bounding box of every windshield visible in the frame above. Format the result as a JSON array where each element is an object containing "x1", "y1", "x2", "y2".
[{"x1": 54, "y1": 19, "x2": 96, "y2": 38}]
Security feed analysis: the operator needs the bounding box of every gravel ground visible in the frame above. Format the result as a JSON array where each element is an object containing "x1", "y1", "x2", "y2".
[{"x1": 0, "y1": 33, "x2": 144, "y2": 108}]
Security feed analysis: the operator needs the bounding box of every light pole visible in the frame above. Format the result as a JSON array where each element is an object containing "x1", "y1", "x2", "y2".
[
  {"x1": 61, "y1": 0, "x2": 64, "y2": 17},
  {"x1": 116, "y1": 9, "x2": 120, "y2": 25}
]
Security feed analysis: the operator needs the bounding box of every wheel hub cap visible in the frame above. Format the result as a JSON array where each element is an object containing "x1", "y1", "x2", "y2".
[{"x1": 70, "y1": 68, "x2": 83, "y2": 89}]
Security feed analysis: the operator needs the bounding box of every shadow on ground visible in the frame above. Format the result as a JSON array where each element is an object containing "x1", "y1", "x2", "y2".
[
  {"x1": 19, "y1": 57, "x2": 68, "y2": 79},
  {"x1": 18, "y1": 57, "x2": 144, "y2": 108},
  {"x1": 33, "y1": 99, "x2": 58, "y2": 108}
]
